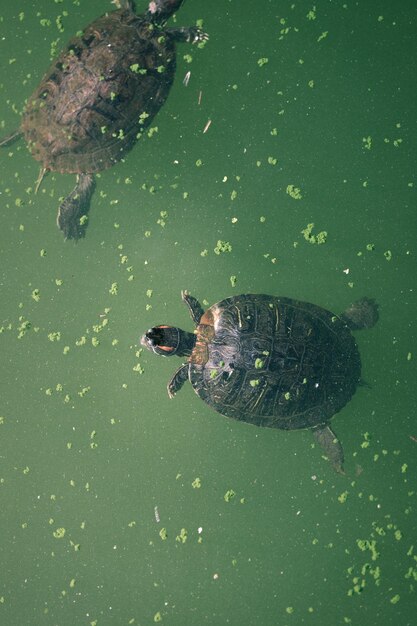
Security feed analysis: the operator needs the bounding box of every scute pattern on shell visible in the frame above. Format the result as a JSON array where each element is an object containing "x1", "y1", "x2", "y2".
[
  {"x1": 189, "y1": 295, "x2": 361, "y2": 430},
  {"x1": 21, "y1": 8, "x2": 176, "y2": 174}
]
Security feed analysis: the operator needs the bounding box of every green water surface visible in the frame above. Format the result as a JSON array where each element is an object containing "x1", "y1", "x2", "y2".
[{"x1": 1, "y1": 1, "x2": 416, "y2": 625}]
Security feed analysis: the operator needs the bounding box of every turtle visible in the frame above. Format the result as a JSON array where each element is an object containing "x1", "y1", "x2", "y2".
[
  {"x1": 141, "y1": 291, "x2": 379, "y2": 473},
  {"x1": 0, "y1": 0, "x2": 208, "y2": 239}
]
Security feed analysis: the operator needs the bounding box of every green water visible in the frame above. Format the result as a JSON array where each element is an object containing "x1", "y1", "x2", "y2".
[{"x1": 1, "y1": 1, "x2": 416, "y2": 625}]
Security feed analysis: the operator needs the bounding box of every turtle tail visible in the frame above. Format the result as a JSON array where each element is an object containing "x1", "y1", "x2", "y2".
[
  {"x1": 56, "y1": 173, "x2": 95, "y2": 240},
  {"x1": 312, "y1": 425, "x2": 345, "y2": 474},
  {"x1": 340, "y1": 297, "x2": 379, "y2": 330}
]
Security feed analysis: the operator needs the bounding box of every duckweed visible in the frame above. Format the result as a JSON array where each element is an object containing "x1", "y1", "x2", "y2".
[
  {"x1": 338, "y1": 491, "x2": 349, "y2": 504},
  {"x1": 301, "y1": 223, "x2": 327, "y2": 245},
  {"x1": 175, "y1": 528, "x2": 188, "y2": 543},
  {"x1": 214, "y1": 240, "x2": 232, "y2": 255},
  {"x1": 286, "y1": 184, "x2": 303, "y2": 200},
  {"x1": 159, "y1": 528, "x2": 167, "y2": 541},
  {"x1": 224, "y1": 490, "x2": 236, "y2": 502}
]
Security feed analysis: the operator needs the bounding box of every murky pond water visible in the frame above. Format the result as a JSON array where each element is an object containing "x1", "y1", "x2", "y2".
[{"x1": 1, "y1": 1, "x2": 416, "y2": 624}]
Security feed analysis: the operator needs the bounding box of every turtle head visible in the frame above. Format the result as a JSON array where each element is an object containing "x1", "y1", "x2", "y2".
[
  {"x1": 141, "y1": 325, "x2": 195, "y2": 357},
  {"x1": 147, "y1": 0, "x2": 184, "y2": 24}
]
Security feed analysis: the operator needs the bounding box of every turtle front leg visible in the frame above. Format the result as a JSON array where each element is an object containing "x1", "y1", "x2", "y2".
[
  {"x1": 56, "y1": 173, "x2": 95, "y2": 240},
  {"x1": 167, "y1": 364, "x2": 189, "y2": 398},
  {"x1": 181, "y1": 290, "x2": 205, "y2": 325},
  {"x1": 312, "y1": 425, "x2": 345, "y2": 474},
  {"x1": 165, "y1": 26, "x2": 208, "y2": 44},
  {"x1": 340, "y1": 298, "x2": 379, "y2": 330}
]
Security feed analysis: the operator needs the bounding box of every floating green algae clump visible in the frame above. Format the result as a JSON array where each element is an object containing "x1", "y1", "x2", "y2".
[
  {"x1": 159, "y1": 528, "x2": 167, "y2": 541},
  {"x1": 257, "y1": 57, "x2": 269, "y2": 67},
  {"x1": 338, "y1": 490, "x2": 349, "y2": 504},
  {"x1": 301, "y1": 223, "x2": 328, "y2": 245},
  {"x1": 356, "y1": 538, "x2": 379, "y2": 561},
  {"x1": 286, "y1": 184, "x2": 303, "y2": 200},
  {"x1": 175, "y1": 528, "x2": 188, "y2": 544},
  {"x1": 214, "y1": 240, "x2": 232, "y2": 255},
  {"x1": 224, "y1": 489, "x2": 236, "y2": 502}
]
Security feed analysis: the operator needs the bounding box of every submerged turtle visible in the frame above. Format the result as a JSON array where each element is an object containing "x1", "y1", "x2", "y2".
[
  {"x1": 0, "y1": 0, "x2": 207, "y2": 239},
  {"x1": 141, "y1": 291, "x2": 379, "y2": 473}
]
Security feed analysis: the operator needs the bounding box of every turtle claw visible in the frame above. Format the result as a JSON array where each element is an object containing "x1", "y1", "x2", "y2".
[
  {"x1": 181, "y1": 290, "x2": 205, "y2": 324},
  {"x1": 167, "y1": 364, "x2": 189, "y2": 398},
  {"x1": 191, "y1": 28, "x2": 209, "y2": 44}
]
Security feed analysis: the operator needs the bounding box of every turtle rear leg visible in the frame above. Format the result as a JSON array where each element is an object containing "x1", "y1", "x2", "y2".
[
  {"x1": 181, "y1": 290, "x2": 205, "y2": 325},
  {"x1": 165, "y1": 26, "x2": 209, "y2": 44},
  {"x1": 56, "y1": 173, "x2": 95, "y2": 240},
  {"x1": 0, "y1": 129, "x2": 23, "y2": 147},
  {"x1": 167, "y1": 364, "x2": 189, "y2": 398},
  {"x1": 341, "y1": 298, "x2": 379, "y2": 330},
  {"x1": 312, "y1": 425, "x2": 345, "y2": 474}
]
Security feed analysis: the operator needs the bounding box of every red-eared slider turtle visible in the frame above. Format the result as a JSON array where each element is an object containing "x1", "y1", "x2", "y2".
[
  {"x1": 141, "y1": 291, "x2": 379, "y2": 473},
  {"x1": 0, "y1": 1, "x2": 207, "y2": 239}
]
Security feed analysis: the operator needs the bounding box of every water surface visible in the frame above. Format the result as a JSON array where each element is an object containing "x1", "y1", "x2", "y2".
[{"x1": 1, "y1": 1, "x2": 416, "y2": 624}]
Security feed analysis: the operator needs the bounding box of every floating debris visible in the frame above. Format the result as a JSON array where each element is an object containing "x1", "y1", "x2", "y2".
[{"x1": 202, "y1": 119, "x2": 212, "y2": 133}]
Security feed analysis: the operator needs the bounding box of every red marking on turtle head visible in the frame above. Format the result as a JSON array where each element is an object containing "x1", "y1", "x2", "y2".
[{"x1": 157, "y1": 345, "x2": 175, "y2": 352}]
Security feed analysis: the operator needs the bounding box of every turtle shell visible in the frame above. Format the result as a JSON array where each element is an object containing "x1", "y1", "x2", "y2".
[
  {"x1": 188, "y1": 294, "x2": 361, "y2": 430},
  {"x1": 21, "y1": 7, "x2": 176, "y2": 174}
]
